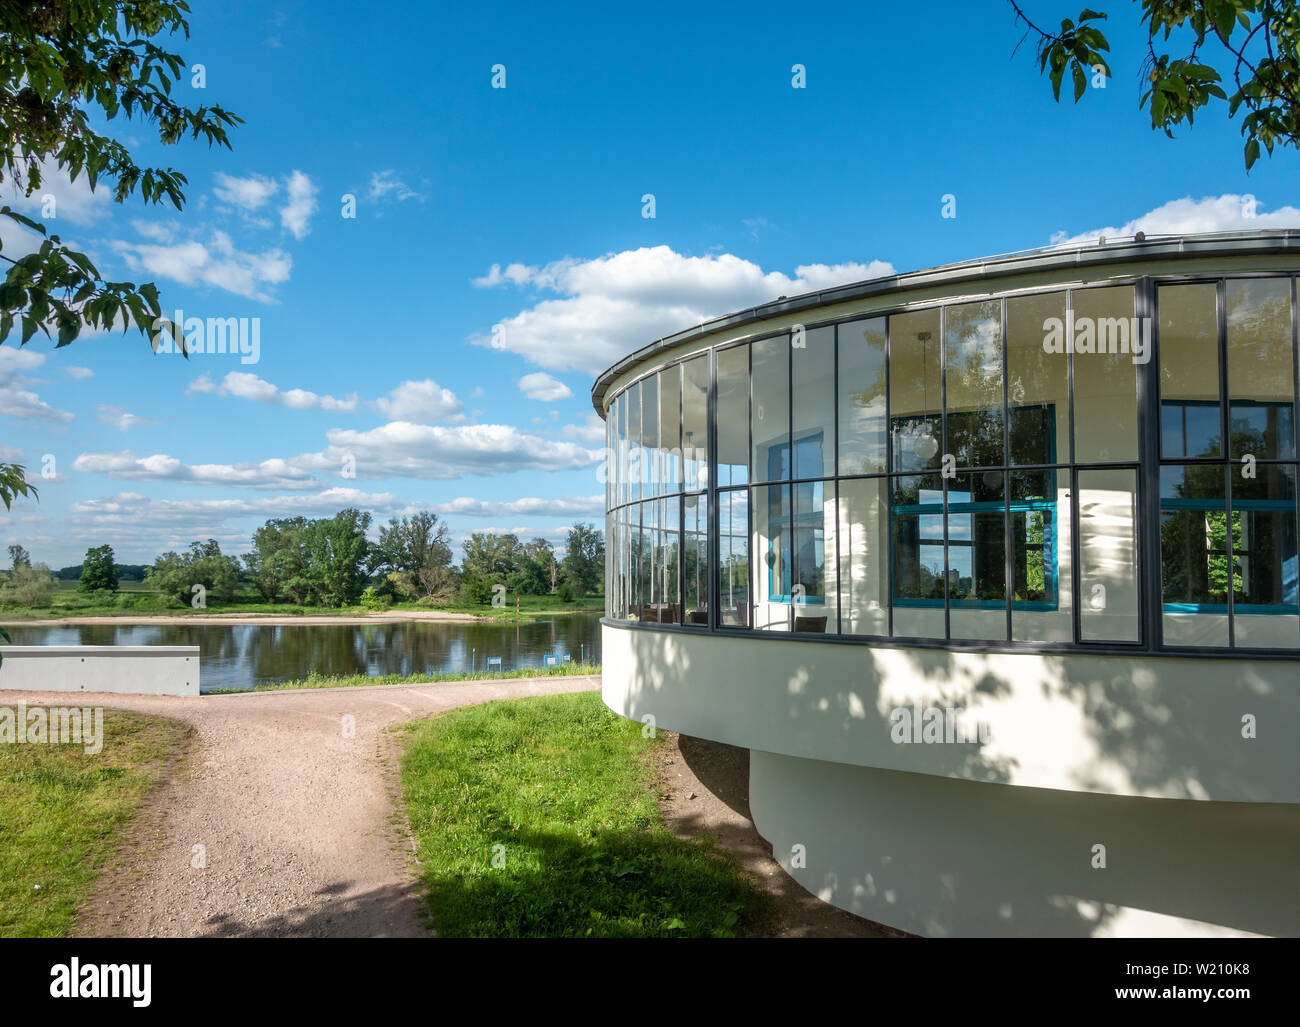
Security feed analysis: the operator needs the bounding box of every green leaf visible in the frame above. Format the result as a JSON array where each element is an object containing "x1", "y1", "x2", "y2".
[
  {"x1": 1072, "y1": 62, "x2": 1087, "y2": 102},
  {"x1": 1245, "y1": 137, "x2": 1261, "y2": 170},
  {"x1": 1207, "y1": 0, "x2": 1236, "y2": 41}
]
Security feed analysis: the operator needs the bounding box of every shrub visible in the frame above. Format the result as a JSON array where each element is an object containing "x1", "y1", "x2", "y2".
[
  {"x1": 359, "y1": 586, "x2": 388, "y2": 611},
  {"x1": 556, "y1": 581, "x2": 575, "y2": 603},
  {"x1": 0, "y1": 562, "x2": 55, "y2": 607}
]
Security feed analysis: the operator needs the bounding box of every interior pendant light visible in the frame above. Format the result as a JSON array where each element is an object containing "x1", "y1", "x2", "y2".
[{"x1": 914, "y1": 330, "x2": 939, "y2": 460}]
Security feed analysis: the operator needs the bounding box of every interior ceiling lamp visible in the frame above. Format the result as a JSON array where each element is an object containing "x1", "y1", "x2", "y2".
[{"x1": 914, "y1": 330, "x2": 939, "y2": 460}]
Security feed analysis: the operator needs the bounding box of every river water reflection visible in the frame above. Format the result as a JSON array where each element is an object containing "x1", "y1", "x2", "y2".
[{"x1": 7, "y1": 615, "x2": 603, "y2": 693}]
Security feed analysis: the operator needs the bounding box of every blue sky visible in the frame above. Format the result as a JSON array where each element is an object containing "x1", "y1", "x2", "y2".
[{"x1": 2, "y1": 0, "x2": 1297, "y2": 567}]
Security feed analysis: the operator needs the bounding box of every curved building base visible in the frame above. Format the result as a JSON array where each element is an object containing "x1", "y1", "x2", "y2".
[
  {"x1": 748, "y1": 749, "x2": 1298, "y2": 938},
  {"x1": 602, "y1": 623, "x2": 1300, "y2": 937}
]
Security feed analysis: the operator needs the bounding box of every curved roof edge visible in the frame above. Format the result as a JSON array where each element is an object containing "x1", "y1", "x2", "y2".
[{"x1": 590, "y1": 229, "x2": 1300, "y2": 415}]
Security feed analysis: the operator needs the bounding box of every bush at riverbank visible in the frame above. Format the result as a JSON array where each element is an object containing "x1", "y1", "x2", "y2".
[
  {"x1": 0, "y1": 709, "x2": 190, "y2": 937},
  {"x1": 0, "y1": 582, "x2": 604, "y2": 622},
  {"x1": 398, "y1": 691, "x2": 769, "y2": 937}
]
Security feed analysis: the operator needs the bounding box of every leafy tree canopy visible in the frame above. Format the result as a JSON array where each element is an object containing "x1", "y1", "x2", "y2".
[{"x1": 1009, "y1": 1, "x2": 1299, "y2": 168}]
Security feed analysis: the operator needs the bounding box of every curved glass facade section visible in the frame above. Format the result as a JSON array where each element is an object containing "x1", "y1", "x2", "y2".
[{"x1": 604, "y1": 274, "x2": 1300, "y2": 654}]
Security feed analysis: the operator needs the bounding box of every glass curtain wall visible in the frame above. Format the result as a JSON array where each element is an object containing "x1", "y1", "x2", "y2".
[{"x1": 605, "y1": 275, "x2": 1300, "y2": 653}]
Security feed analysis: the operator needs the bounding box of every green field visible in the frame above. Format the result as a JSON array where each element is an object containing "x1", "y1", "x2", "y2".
[
  {"x1": 399, "y1": 691, "x2": 768, "y2": 938},
  {"x1": 0, "y1": 581, "x2": 604, "y2": 621},
  {"x1": 0, "y1": 709, "x2": 190, "y2": 937}
]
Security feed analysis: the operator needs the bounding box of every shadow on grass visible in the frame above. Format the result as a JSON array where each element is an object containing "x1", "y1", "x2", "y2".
[{"x1": 420, "y1": 825, "x2": 769, "y2": 938}]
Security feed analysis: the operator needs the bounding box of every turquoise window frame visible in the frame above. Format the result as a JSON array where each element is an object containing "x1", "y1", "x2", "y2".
[
  {"x1": 891, "y1": 490, "x2": 1060, "y2": 611},
  {"x1": 1158, "y1": 496, "x2": 1300, "y2": 615}
]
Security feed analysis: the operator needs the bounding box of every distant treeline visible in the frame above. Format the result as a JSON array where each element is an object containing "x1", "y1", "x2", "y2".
[
  {"x1": 3, "y1": 512, "x2": 605, "y2": 610},
  {"x1": 53, "y1": 564, "x2": 149, "y2": 581}
]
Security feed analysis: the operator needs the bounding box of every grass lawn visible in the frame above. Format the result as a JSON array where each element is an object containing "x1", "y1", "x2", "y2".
[
  {"x1": 0, "y1": 709, "x2": 189, "y2": 937},
  {"x1": 210, "y1": 662, "x2": 602, "y2": 694},
  {"x1": 399, "y1": 691, "x2": 769, "y2": 937}
]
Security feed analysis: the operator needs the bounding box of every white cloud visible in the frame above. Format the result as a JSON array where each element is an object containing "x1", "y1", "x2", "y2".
[
  {"x1": 70, "y1": 419, "x2": 600, "y2": 489},
  {"x1": 65, "y1": 366, "x2": 95, "y2": 379},
  {"x1": 129, "y1": 219, "x2": 180, "y2": 244},
  {"x1": 0, "y1": 385, "x2": 72, "y2": 423},
  {"x1": 213, "y1": 172, "x2": 280, "y2": 210},
  {"x1": 296, "y1": 422, "x2": 601, "y2": 480},
  {"x1": 0, "y1": 348, "x2": 73, "y2": 423},
  {"x1": 188, "y1": 371, "x2": 358, "y2": 412},
  {"x1": 367, "y1": 170, "x2": 427, "y2": 203},
  {"x1": 6, "y1": 155, "x2": 110, "y2": 226},
  {"x1": 73, "y1": 488, "x2": 397, "y2": 522},
  {"x1": 0, "y1": 348, "x2": 45, "y2": 378},
  {"x1": 113, "y1": 231, "x2": 292, "y2": 303},
  {"x1": 372, "y1": 379, "x2": 464, "y2": 423},
  {"x1": 280, "y1": 170, "x2": 318, "y2": 240},
  {"x1": 561, "y1": 411, "x2": 606, "y2": 443},
  {"x1": 95, "y1": 405, "x2": 155, "y2": 430},
  {"x1": 471, "y1": 245, "x2": 894, "y2": 374},
  {"x1": 518, "y1": 372, "x2": 573, "y2": 402},
  {"x1": 430, "y1": 496, "x2": 604, "y2": 517},
  {"x1": 72, "y1": 451, "x2": 318, "y2": 490},
  {"x1": 1050, "y1": 194, "x2": 1300, "y2": 247}
]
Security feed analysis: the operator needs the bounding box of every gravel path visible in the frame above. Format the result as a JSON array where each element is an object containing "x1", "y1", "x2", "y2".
[{"x1": 1, "y1": 676, "x2": 600, "y2": 938}]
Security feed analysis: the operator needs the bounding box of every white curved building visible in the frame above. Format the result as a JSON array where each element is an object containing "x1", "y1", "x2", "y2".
[{"x1": 593, "y1": 232, "x2": 1300, "y2": 937}]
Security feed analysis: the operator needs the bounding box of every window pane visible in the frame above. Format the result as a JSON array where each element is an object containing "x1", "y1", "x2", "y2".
[
  {"x1": 609, "y1": 508, "x2": 621, "y2": 618},
  {"x1": 1227, "y1": 278, "x2": 1295, "y2": 460},
  {"x1": 716, "y1": 346, "x2": 749, "y2": 487},
  {"x1": 1073, "y1": 286, "x2": 1140, "y2": 462},
  {"x1": 682, "y1": 355, "x2": 709, "y2": 491},
  {"x1": 683, "y1": 493, "x2": 708, "y2": 624},
  {"x1": 659, "y1": 366, "x2": 682, "y2": 495},
  {"x1": 614, "y1": 393, "x2": 626, "y2": 508},
  {"x1": 1232, "y1": 464, "x2": 1299, "y2": 649},
  {"x1": 889, "y1": 308, "x2": 943, "y2": 474},
  {"x1": 948, "y1": 470, "x2": 1008, "y2": 641},
  {"x1": 719, "y1": 488, "x2": 750, "y2": 626},
  {"x1": 792, "y1": 326, "x2": 834, "y2": 480},
  {"x1": 657, "y1": 497, "x2": 679, "y2": 623},
  {"x1": 1009, "y1": 467, "x2": 1070, "y2": 641},
  {"x1": 752, "y1": 483, "x2": 791, "y2": 631},
  {"x1": 752, "y1": 334, "x2": 790, "y2": 481},
  {"x1": 605, "y1": 404, "x2": 613, "y2": 512},
  {"x1": 1077, "y1": 467, "x2": 1140, "y2": 642},
  {"x1": 641, "y1": 498, "x2": 657, "y2": 612},
  {"x1": 628, "y1": 503, "x2": 643, "y2": 619},
  {"x1": 837, "y1": 477, "x2": 889, "y2": 636},
  {"x1": 792, "y1": 480, "x2": 836, "y2": 633},
  {"x1": 641, "y1": 374, "x2": 660, "y2": 499},
  {"x1": 838, "y1": 317, "x2": 888, "y2": 476},
  {"x1": 1161, "y1": 462, "x2": 1230, "y2": 646},
  {"x1": 891, "y1": 472, "x2": 946, "y2": 639},
  {"x1": 626, "y1": 382, "x2": 642, "y2": 503},
  {"x1": 1007, "y1": 291, "x2": 1067, "y2": 465},
  {"x1": 945, "y1": 300, "x2": 1004, "y2": 469},
  {"x1": 1160, "y1": 283, "x2": 1221, "y2": 459}
]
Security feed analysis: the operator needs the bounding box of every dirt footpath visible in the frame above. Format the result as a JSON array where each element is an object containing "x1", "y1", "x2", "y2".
[{"x1": 1, "y1": 676, "x2": 600, "y2": 938}]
